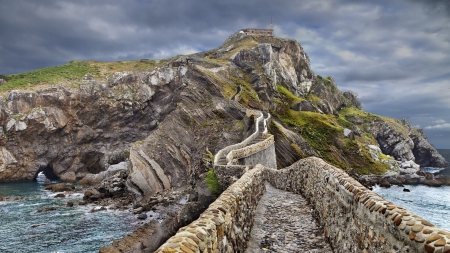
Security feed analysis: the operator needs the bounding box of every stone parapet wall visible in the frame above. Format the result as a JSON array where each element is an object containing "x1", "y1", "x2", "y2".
[
  {"x1": 158, "y1": 157, "x2": 450, "y2": 252},
  {"x1": 155, "y1": 167, "x2": 266, "y2": 253},
  {"x1": 226, "y1": 135, "x2": 274, "y2": 163},
  {"x1": 241, "y1": 142, "x2": 276, "y2": 169},
  {"x1": 264, "y1": 157, "x2": 450, "y2": 253},
  {"x1": 213, "y1": 112, "x2": 263, "y2": 166},
  {"x1": 262, "y1": 113, "x2": 271, "y2": 134}
]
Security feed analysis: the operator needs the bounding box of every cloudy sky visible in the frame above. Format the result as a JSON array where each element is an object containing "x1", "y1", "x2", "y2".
[{"x1": 1, "y1": 0, "x2": 449, "y2": 148}]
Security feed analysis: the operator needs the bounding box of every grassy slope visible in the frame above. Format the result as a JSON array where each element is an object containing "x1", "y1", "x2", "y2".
[
  {"x1": 1, "y1": 59, "x2": 170, "y2": 93},
  {"x1": 274, "y1": 85, "x2": 391, "y2": 175}
]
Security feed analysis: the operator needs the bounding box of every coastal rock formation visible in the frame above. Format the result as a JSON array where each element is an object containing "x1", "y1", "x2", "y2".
[
  {"x1": 366, "y1": 118, "x2": 447, "y2": 168},
  {"x1": 0, "y1": 74, "x2": 174, "y2": 181}
]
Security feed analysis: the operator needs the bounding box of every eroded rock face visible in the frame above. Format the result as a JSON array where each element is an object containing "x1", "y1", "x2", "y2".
[
  {"x1": 366, "y1": 119, "x2": 448, "y2": 168},
  {"x1": 125, "y1": 73, "x2": 247, "y2": 200},
  {"x1": 0, "y1": 66, "x2": 188, "y2": 182},
  {"x1": 232, "y1": 40, "x2": 314, "y2": 100}
]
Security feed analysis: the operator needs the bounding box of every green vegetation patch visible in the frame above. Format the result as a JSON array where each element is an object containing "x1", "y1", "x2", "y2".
[
  {"x1": 274, "y1": 106, "x2": 389, "y2": 174},
  {"x1": 277, "y1": 84, "x2": 302, "y2": 105},
  {"x1": 205, "y1": 169, "x2": 221, "y2": 195},
  {"x1": 2, "y1": 61, "x2": 97, "y2": 92},
  {"x1": 1, "y1": 59, "x2": 167, "y2": 93}
]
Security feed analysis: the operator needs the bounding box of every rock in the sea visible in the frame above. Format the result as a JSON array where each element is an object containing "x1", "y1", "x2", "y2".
[
  {"x1": 44, "y1": 183, "x2": 75, "y2": 192},
  {"x1": 83, "y1": 188, "x2": 103, "y2": 202},
  {"x1": 30, "y1": 223, "x2": 47, "y2": 228},
  {"x1": 67, "y1": 201, "x2": 74, "y2": 207},
  {"x1": 379, "y1": 180, "x2": 391, "y2": 188},
  {"x1": 133, "y1": 207, "x2": 144, "y2": 214},
  {"x1": 403, "y1": 188, "x2": 410, "y2": 192},
  {"x1": 54, "y1": 193, "x2": 65, "y2": 198},
  {"x1": 136, "y1": 213, "x2": 147, "y2": 220},
  {"x1": 89, "y1": 206, "x2": 106, "y2": 213},
  {"x1": 36, "y1": 207, "x2": 57, "y2": 213}
]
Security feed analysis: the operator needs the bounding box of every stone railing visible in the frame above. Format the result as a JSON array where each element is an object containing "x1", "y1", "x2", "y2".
[
  {"x1": 262, "y1": 113, "x2": 271, "y2": 134},
  {"x1": 226, "y1": 135, "x2": 274, "y2": 164},
  {"x1": 154, "y1": 167, "x2": 266, "y2": 253},
  {"x1": 213, "y1": 111, "x2": 275, "y2": 189},
  {"x1": 156, "y1": 157, "x2": 450, "y2": 253},
  {"x1": 213, "y1": 111, "x2": 264, "y2": 166},
  {"x1": 265, "y1": 157, "x2": 450, "y2": 253}
]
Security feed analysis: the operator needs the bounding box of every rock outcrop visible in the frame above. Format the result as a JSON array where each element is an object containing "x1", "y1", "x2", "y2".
[
  {"x1": 0, "y1": 71, "x2": 178, "y2": 181},
  {"x1": 366, "y1": 118, "x2": 447, "y2": 168}
]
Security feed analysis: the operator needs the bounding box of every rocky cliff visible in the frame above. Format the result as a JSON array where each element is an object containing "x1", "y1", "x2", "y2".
[{"x1": 1, "y1": 31, "x2": 447, "y2": 187}]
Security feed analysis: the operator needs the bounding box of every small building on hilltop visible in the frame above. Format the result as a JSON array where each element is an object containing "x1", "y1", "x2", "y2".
[
  {"x1": 239, "y1": 28, "x2": 273, "y2": 36},
  {"x1": 239, "y1": 24, "x2": 274, "y2": 36}
]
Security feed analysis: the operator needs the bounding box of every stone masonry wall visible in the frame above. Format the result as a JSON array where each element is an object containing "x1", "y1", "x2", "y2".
[
  {"x1": 154, "y1": 167, "x2": 266, "y2": 253},
  {"x1": 213, "y1": 112, "x2": 263, "y2": 166},
  {"x1": 264, "y1": 157, "x2": 450, "y2": 253},
  {"x1": 158, "y1": 157, "x2": 450, "y2": 253},
  {"x1": 227, "y1": 135, "x2": 274, "y2": 164},
  {"x1": 241, "y1": 142, "x2": 276, "y2": 169}
]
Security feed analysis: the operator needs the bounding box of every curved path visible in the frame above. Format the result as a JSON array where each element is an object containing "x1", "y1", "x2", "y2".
[{"x1": 245, "y1": 182, "x2": 333, "y2": 253}]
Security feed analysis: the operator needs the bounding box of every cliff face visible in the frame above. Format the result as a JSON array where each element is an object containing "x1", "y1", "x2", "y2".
[{"x1": 0, "y1": 69, "x2": 183, "y2": 181}]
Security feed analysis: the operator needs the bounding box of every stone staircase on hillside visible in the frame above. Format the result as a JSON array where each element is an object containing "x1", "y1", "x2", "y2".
[
  {"x1": 214, "y1": 110, "x2": 273, "y2": 167},
  {"x1": 213, "y1": 110, "x2": 276, "y2": 188}
]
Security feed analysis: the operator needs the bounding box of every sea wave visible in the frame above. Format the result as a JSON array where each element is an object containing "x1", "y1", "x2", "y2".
[{"x1": 423, "y1": 167, "x2": 446, "y2": 173}]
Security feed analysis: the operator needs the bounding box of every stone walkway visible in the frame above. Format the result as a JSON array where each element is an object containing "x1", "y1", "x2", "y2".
[{"x1": 245, "y1": 182, "x2": 333, "y2": 253}]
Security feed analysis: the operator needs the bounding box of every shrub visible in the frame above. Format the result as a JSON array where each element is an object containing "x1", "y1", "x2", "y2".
[{"x1": 205, "y1": 169, "x2": 221, "y2": 195}]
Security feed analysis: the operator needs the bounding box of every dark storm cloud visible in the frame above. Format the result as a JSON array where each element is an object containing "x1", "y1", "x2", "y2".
[{"x1": 0, "y1": 0, "x2": 449, "y2": 147}]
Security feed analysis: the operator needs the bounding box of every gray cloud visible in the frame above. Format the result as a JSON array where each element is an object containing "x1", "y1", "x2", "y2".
[{"x1": 0, "y1": 0, "x2": 449, "y2": 148}]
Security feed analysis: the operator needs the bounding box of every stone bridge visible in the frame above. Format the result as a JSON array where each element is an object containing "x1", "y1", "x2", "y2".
[{"x1": 155, "y1": 111, "x2": 450, "y2": 253}]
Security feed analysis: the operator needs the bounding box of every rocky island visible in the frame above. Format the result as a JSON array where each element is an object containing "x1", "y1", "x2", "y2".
[{"x1": 0, "y1": 32, "x2": 449, "y2": 252}]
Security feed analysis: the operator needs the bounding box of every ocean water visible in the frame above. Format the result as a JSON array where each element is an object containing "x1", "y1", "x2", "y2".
[
  {"x1": 0, "y1": 175, "x2": 140, "y2": 253},
  {"x1": 373, "y1": 149, "x2": 450, "y2": 231}
]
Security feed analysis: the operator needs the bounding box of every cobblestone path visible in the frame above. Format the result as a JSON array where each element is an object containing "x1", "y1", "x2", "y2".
[{"x1": 245, "y1": 182, "x2": 333, "y2": 253}]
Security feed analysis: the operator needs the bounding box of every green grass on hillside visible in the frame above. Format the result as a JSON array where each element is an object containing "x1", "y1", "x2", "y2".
[
  {"x1": 1, "y1": 59, "x2": 167, "y2": 93},
  {"x1": 2, "y1": 61, "x2": 98, "y2": 92},
  {"x1": 271, "y1": 82, "x2": 390, "y2": 174},
  {"x1": 277, "y1": 85, "x2": 303, "y2": 105}
]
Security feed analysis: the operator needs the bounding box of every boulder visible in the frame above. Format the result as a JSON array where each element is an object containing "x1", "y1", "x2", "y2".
[
  {"x1": 43, "y1": 183, "x2": 75, "y2": 192},
  {"x1": 54, "y1": 193, "x2": 65, "y2": 198},
  {"x1": 36, "y1": 207, "x2": 57, "y2": 213},
  {"x1": 343, "y1": 128, "x2": 355, "y2": 140},
  {"x1": 83, "y1": 188, "x2": 103, "y2": 202},
  {"x1": 89, "y1": 206, "x2": 106, "y2": 213},
  {"x1": 290, "y1": 100, "x2": 319, "y2": 112},
  {"x1": 136, "y1": 213, "x2": 147, "y2": 220},
  {"x1": 60, "y1": 172, "x2": 76, "y2": 183},
  {"x1": 76, "y1": 125, "x2": 98, "y2": 144}
]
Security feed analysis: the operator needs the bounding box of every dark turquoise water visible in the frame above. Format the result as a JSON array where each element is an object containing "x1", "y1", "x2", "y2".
[
  {"x1": 373, "y1": 149, "x2": 450, "y2": 232},
  {"x1": 0, "y1": 175, "x2": 140, "y2": 253}
]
